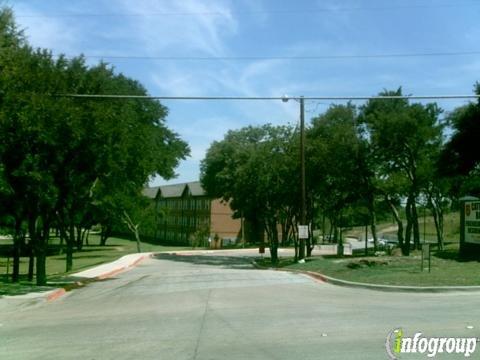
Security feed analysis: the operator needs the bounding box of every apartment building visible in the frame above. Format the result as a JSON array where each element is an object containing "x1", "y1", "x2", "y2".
[{"x1": 142, "y1": 181, "x2": 241, "y2": 245}]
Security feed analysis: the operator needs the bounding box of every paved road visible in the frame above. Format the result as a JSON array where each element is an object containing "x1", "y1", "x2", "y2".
[{"x1": 1, "y1": 253, "x2": 479, "y2": 359}]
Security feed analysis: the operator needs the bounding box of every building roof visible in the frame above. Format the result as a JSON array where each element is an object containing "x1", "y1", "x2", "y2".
[
  {"x1": 187, "y1": 181, "x2": 205, "y2": 196},
  {"x1": 142, "y1": 186, "x2": 160, "y2": 199},
  {"x1": 159, "y1": 183, "x2": 187, "y2": 198},
  {"x1": 143, "y1": 181, "x2": 206, "y2": 199}
]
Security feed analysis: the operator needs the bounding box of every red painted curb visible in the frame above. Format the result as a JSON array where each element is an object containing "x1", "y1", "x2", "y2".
[
  {"x1": 303, "y1": 271, "x2": 328, "y2": 283},
  {"x1": 96, "y1": 254, "x2": 152, "y2": 280},
  {"x1": 251, "y1": 260, "x2": 327, "y2": 284},
  {"x1": 97, "y1": 267, "x2": 127, "y2": 280},
  {"x1": 46, "y1": 288, "x2": 66, "y2": 302},
  {"x1": 45, "y1": 254, "x2": 152, "y2": 300}
]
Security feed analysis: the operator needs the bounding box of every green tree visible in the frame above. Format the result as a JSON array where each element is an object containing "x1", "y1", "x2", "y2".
[
  {"x1": 440, "y1": 83, "x2": 480, "y2": 197},
  {"x1": 308, "y1": 104, "x2": 376, "y2": 254},
  {"x1": 360, "y1": 88, "x2": 443, "y2": 255},
  {"x1": 201, "y1": 124, "x2": 298, "y2": 264},
  {"x1": 0, "y1": 7, "x2": 189, "y2": 282}
]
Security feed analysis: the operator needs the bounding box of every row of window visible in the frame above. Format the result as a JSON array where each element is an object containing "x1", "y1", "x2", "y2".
[
  {"x1": 160, "y1": 215, "x2": 209, "y2": 227},
  {"x1": 157, "y1": 198, "x2": 210, "y2": 211},
  {"x1": 162, "y1": 230, "x2": 189, "y2": 242}
]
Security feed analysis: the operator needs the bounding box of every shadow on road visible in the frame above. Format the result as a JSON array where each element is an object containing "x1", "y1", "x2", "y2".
[{"x1": 153, "y1": 253, "x2": 255, "y2": 270}]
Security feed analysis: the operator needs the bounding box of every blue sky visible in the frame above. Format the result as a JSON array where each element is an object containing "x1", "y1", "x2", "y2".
[{"x1": 7, "y1": 0, "x2": 480, "y2": 185}]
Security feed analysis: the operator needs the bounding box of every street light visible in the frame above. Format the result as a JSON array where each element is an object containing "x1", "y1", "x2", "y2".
[{"x1": 282, "y1": 95, "x2": 307, "y2": 260}]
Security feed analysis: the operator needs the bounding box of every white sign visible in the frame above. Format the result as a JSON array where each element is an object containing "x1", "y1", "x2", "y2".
[
  {"x1": 465, "y1": 201, "x2": 480, "y2": 244},
  {"x1": 298, "y1": 225, "x2": 309, "y2": 239}
]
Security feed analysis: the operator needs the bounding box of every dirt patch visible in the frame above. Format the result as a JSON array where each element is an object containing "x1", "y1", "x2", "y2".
[{"x1": 347, "y1": 259, "x2": 389, "y2": 269}]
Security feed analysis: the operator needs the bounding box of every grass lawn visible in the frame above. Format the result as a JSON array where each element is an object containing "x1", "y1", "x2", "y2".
[
  {"x1": 257, "y1": 245, "x2": 480, "y2": 287},
  {"x1": 0, "y1": 234, "x2": 190, "y2": 296},
  {"x1": 344, "y1": 212, "x2": 460, "y2": 243}
]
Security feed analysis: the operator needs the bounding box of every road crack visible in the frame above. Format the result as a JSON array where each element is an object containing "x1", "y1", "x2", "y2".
[{"x1": 192, "y1": 289, "x2": 212, "y2": 360}]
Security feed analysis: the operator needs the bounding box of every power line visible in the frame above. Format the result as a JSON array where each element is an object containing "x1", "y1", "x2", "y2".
[
  {"x1": 15, "y1": 1, "x2": 480, "y2": 18},
  {"x1": 56, "y1": 50, "x2": 480, "y2": 61},
  {"x1": 60, "y1": 94, "x2": 480, "y2": 101}
]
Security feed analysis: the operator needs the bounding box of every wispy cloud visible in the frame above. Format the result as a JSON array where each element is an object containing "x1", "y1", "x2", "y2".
[
  {"x1": 14, "y1": 3, "x2": 80, "y2": 54},
  {"x1": 117, "y1": 0, "x2": 237, "y2": 57}
]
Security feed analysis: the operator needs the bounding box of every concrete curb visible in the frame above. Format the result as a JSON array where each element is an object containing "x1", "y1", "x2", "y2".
[
  {"x1": 45, "y1": 288, "x2": 67, "y2": 302},
  {"x1": 72, "y1": 252, "x2": 153, "y2": 280},
  {"x1": 2, "y1": 253, "x2": 153, "y2": 303},
  {"x1": 251, "y1": 260, "x2": 480, "y2": 293},
  {"x1": 52, "y1": 253, "x2": 154, "y2": 300}
]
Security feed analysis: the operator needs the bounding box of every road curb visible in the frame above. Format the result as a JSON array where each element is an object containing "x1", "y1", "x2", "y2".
[
  {"x1": 95, "y1": 253, "x2": 153, "y2": 280},
  {"x1": 54, "y1": 253, "x2": 154, "y2": 299},
  {"x1": 45, "y1": 288, "x2": 67, "y2": 302},
  {"x1": 251, "y1": 260, "x2": 480, "y2": 293},
  {"x1": 1, "y1": 253, "x2": 154, "y2": 303}
]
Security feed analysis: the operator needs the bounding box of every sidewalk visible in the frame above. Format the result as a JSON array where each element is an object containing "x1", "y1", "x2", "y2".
[
  {"x1": 0, "y1": 252, "x2": 153, "y2": 305},
  {"x1": 71, "y1": 252, "x2": 153, "y2": 279}
]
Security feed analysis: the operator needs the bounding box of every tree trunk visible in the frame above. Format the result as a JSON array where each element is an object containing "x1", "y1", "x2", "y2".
[
  {"x1": 437, "y1": 207, "x2": 444, "y2": 250},
  {"x1": 65, "y1": 220, "x2": 75, "y2": 272},
  {"x1": 431, "y1": 205, "x2": 444, "y2": 250},
  {"x1": 58, "y1": 231, "x2": 64, "y2": 253},
  {"x1": 134, "y1": 227, "x2": 141, "y2": 253},
  {"x1": 280, "y1": 221, "x2": 286, "y2": 247},
  {"x1": 368, "y1": 194, "x2": 378, "y2": 251},
  {"x1": 411, "y1": 199, "x2": 420, "y2": 250},
  {"x1": 337, "y1": 227, "x2": 344, "y2": 256},
  {"x1": 28, "y1": 248, "x2": 34, "y2": 282},
  {"x1": 290, "y1": 217, "x2": 298, "y2": 261},
  {"x1": 57, "y1": 213, "x2": 72, "y2": 272},
  {"x1": 321, "y1": 213, "x2": 326, "y2": 243},
  {"x1": 328, "y1": 217, "x2": 335, "y2": 243},
  {"x1": 386, "y1": 196, "x2": 405, "y2": 254},
  {"x1": 123, "y1": 211, "x2": 142, "y2": 253},
  {"x1": 27, "y1": 216, "x2": 36, "y2": 282},
  {"x1": 36, "y1": 245, "x2": 47, "y2": 286},
  {"x1": 428, "y1": 190, "x2": 445, "y2": 251},
  {"x1": 76, "y1": 225, "x2": 83, "y2": 251},
  {"x1": 12, "y1": 241, "x2": 20, "y2": 283},
  {"x1": 29, "y1": 215, "x2": 49, "y2": 286},
  {"x1": 269, "y1": 224, "x2": 279, "y2": 265},
  {"x1": 12, "y1": 219, "x2": 23, "y2": 283},
  {"x1": 405, "y1": 197, "x2": 413, "y2": 256},
  {"x1": 100, "y1": 225, "x2": 109, "y2": 246},
  {"x1": 85, "y1": 229, "x2": 90, "y2": 246},
  {"x1": 306, "y1": 237, "x2": 313, "y2": 257}
]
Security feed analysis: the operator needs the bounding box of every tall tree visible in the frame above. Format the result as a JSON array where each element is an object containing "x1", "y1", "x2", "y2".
[
  {"x1": 360, "y1": 88, "x2": 443, "y2": 255},
  {"x1": 440, "y1": 83, "x2": 480, "y2": 197},
  {"x1": 0, "y1": 7, "x2": 189, "y2": 282},
  {"x1": 201, "y1": 124, "x2": 299, "y2": 264},
  {"x1": 308, "y1": 104, "x2": 376, "y2": 254}
]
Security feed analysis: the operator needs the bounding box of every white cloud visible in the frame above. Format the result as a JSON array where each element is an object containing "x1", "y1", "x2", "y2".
[
  {"x1": 118, "y1": 0, "x2": 237, "y2": 56},
  {"x1": 13, "y1": 3, "x2": 79, "y2": 54}
]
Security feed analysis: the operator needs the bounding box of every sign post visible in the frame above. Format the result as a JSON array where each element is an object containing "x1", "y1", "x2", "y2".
[
  {"x1": 460, "y1": 196, "x2": 480, "y2": 260},
  {"x1": 298, "y1": 225, "x2": 309, "y2": 240},
  {"x1": 421, "y1": 243, "x2": 431, "y2": 272}
]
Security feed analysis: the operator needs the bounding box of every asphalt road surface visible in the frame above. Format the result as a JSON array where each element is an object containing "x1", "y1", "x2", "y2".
[{"x1": 1, "y1": 252, "x2": 479, "y2": 359}]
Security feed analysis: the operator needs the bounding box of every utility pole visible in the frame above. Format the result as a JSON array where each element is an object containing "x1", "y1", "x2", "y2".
[
  {"x1": 299, "y1": 96, "x2": 306, "y2": 260},
  {"x1": 281, "y1": 94, "x2": 307, "y2": 260}
]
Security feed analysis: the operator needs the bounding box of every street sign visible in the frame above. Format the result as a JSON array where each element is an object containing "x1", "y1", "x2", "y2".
[
  {"x1": 465, "y1": 201, "x2": 480, "y2": 244},
  {"x1": 298, "y1": 225, "x2": 309, "y2": 239}
]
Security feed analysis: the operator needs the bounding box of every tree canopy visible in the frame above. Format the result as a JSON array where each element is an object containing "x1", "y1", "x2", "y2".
[{"x1": 0, "y1": 7, "x2": 189, "y2": 284}]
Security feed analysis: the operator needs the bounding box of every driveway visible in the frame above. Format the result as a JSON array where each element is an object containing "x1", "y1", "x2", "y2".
[{"x1": 0, "y1": 252, "x2": 478, "y2": 359}]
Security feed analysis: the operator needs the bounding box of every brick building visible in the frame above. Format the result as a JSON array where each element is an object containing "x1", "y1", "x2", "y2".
[{"x1": 142, "y1": 182, "x2": 241, "y2": 245}]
